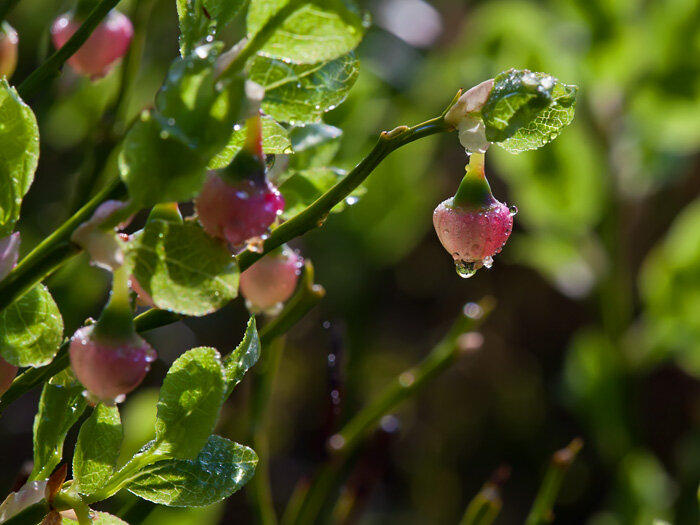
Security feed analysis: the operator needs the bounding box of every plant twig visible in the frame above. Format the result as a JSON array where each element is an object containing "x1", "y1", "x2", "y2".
[
  {"x1": 246, "y1": 262, "x2": 325, "y2": 525},
  {"x1": 248, "y1": 337, "x2": 284, "y2": 525},
  {"x1": 18, "y1": 0, "x2": 122, "y2": 99},
  {"x1": 524, "y1": 438, "x2": 584, "y2": 525},
  {"x1": 287, "y1": 299, "x2": 495, "y2": 525},
  {"x1": 460, "y1": 466, "x2": 510, "y2": 525}
]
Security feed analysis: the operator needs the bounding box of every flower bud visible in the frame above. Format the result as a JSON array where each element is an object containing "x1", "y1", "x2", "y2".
[
  {"x1": 196, "y1": 175, "x2": 284, "y2": 247},
  {"x1": 51, "y1": 9, "x2": 133, "y2": 79},
  {"x1": 69, "y1": 324, "x2": 156, "y2": 405},
  {"x1": 196, "y1": 115, "x2": 284, "y2": 247},
  {"x1": 444, "y1": 79, "x2": 494, "y2": 154},
  {"x1": 240, "y1": 246, "x2": 303, "y2": 314},
  {"x1": 433, "y1": 154, "x2": 515, "y2": 278},
  {"x1": 0, "y1": 355, "x2": 18, "y2": 396},
  {"x1": 0, "y1": 22, "x2": 18, "y2": 79}
]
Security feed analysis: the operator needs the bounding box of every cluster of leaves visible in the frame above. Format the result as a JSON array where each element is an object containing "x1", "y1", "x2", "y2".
[{"x1": 25, "y1": 320, "x2": 260, "y2": 520}]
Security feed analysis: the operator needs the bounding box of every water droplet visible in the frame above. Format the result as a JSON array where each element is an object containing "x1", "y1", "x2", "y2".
[
  {"x1": 482, "y1": 256, "x2": 493, "y2": 269},
  {"x1": 233, "y1": 124, "x2": 242, "y2": 132},
  {"x1": 455, "y1": 260, "x2": 480, "y2": 278},
  {"x1": 509, "y1": 205, "x2": 518, "y2": 216},
  {"x1": 206, "y1": 35, "x2": 214, "y2": 42},
  {"x1": 345, "y1": 196, "x2": 359, "y2": 206}
]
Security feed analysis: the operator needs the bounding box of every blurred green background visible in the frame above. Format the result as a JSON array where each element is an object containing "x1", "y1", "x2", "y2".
[{"x1": 2, "y1": 0, "x2": 700, "y2": 523}]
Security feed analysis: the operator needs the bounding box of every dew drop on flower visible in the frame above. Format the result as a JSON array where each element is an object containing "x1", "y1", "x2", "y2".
[
  {"x1": 509, "y1": 205, "x2": 518, "y2": 216},
  {"x1": 482, "y1": 255, "x2": 494, "y2": 269},
  {"x1": 455, "y1": 259, "x2": 480, "y2": 278}
]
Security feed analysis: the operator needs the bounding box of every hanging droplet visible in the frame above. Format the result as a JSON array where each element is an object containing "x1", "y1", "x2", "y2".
[
  {"x1": 482, "y1": 255, "x2": 493, "y2": 269},
  {"x1": 509, "y1": 205, "x2": 518, "y2": 216},
  {"x1": 455, "y1": 260, "x2": 480, "y2": 278}
]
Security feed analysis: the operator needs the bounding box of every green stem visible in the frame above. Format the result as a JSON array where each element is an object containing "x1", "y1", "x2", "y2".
[
  {"x1": 245, "y1": 263, "x2": 325, "y2": 525},
  {"x1": 524, "y1": 438, "x2": 583, "y2": 525},
  {"x1": 289, "y1": 299, "x2": 494, "y2": 525},
  {"x1": 248, "y1": 337, "x2": 285, "y2": 525},
  {"x1": 17, "y1": 0, "x2": 122, "y2": 99},
  {"x1": 84, "y1": 447, "x2": 163, "y2": 504},
  {"x1": 93, "y1": 264, "x2": 135, "y2": 340},
  {"x1": 0, "y1": 0, "x2": 19, "y2": 25},
  {"x1": 453, "y1": 152, "x2": 494, "y2": 208},
  {"x1": 0, "y1": 176, "x2": 125, "y2": 314},
  {"x1": 460, "y1": 482, "x2": 503, "y2": 525}
]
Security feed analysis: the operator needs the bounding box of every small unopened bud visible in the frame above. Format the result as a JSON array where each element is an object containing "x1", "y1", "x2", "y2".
[
  {"x1": 444, "y1": 79, "x2": 494, "y2": 154},
  {"x1": 240, "y1": 246, "x2": 303, "y2": 314},
  {"x1": 69, "y1": 325, "x2": 156, "y2": 405},
  {"x1": 51, "y1": 9, "x2": 133, "y2": 79},
  {"x1": 0, "y1": 22, "x2": 18, "y2": 79}
]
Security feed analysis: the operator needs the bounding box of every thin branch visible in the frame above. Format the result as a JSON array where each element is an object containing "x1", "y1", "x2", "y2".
[
  {"x1": 524, "y1": 438, "x2": 584, "y2": 525},
  {"x1": 287, "y1": 299, "x2": 494, "y2": 525}
]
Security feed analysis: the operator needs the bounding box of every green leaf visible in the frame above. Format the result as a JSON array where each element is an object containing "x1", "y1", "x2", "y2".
[
  {"x1": 129, "y1": 220, "x2": 239, "y2": 316},
  {"x1": 482, "y1": 69, "x2": 577, "y2": 153},
  {"x1": 208, "y1": 116, "x2": 291, "y2": 169},
  {"x1": 247, "y1": 0, "x2": 368, "y2": 64},
  {"x1": 0, "y1": 284, "x2": 64, "y2": 368},
  {"x1": 288, "y1": 123, "x2": 342, "y2": 170},
  {"x1": 155, "y1": 48, "x2": 245, "y2": 157},
  {"x1": 249, "y1": 53, "x2": 359, "y2": 123},
  {"x1": 153, "y1": 347, "x2": 225, "y2": 459},
  {"x1": 177, "y1": 0, "x2": 246, "y2": 56},
  {"x1": 73, "y1": 404, "x2": 123, "y2": 496},
  {"x1": 119, "y1": 50, "x2": 246, "y2": 206},
  {"x1": 223, "y1": 317, "x2": 260, "y2": 397},
  {"x1": 0, "y1": 79, "x2": 39, "y2": 237},
  {"x1": 63, "y1": 511, "x2": 128, "y2": 525},
  {"x1": 126, "y1": 435, "x2": 257, "y2": 507},
  {"x1": 119, "y1": 113, "x2": 208, "y2": 207},
  {"x1": 30, "y1": 370, "x2": 88, "y2": 481}
]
